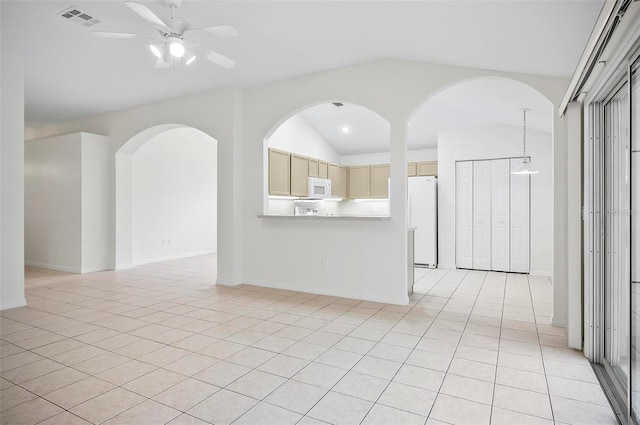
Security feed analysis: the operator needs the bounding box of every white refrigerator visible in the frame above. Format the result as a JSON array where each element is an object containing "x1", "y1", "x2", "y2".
[{"x1": 408, "y1": 176, "x2": 438, "y2": 268}]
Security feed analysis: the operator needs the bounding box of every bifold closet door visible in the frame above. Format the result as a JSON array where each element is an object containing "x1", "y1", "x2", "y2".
[
  {"x1": 510, "y1": 158, "x2": 530, "y2": 272},
  {"x1": 456, "y1": 161, "x2": 473, "y2": 269},
  {"x1": 491, "y1": 159, "x2": 510, "y2": 272},
  {"x1": 472, "y1": 160, "x2": 492, "y2": 270}
]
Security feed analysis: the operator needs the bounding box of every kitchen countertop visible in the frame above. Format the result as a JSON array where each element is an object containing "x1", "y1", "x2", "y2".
[{"x1": 258, "y1": 214, "x2": 391, "y2": 220}]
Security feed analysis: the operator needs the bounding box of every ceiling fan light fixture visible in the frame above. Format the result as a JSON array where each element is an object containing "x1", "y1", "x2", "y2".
[
  {"x1": 169, "y1": 40, "x2": 185, "y2": 58},
  {"x1": 185, "y1": 55, "x2": 197, "y2": 65},
  {"x1": 149, "y1": 44, "x2": 162, "y2": 58}
]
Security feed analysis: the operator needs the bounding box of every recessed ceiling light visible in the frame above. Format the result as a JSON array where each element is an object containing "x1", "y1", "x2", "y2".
[{"x1": 341, "y1": 126, "x2": 350, "y2": 134}]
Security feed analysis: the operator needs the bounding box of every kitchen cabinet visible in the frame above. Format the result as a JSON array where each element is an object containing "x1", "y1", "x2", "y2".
[
  {"x1": 290, "y1": 154, "x2": 309, "y2": 197},
  {"x1": 408, "y1": 162, "x2": 417, "y2": 177},
  {"x1": 308, "y1": 158, "x2": 319, "y2": 177},
  {"x1": 319, "y1": 161, "x2": 328, "y2": 179},
  {"x1": 370, "y1": 164, "x2": 390, "y2": 198},
  {"x1": 328, "y1": 164, "x2": 347, "y2": 199},
  {"x1": 348, "y1": 165, "x2": 370, "y2": 199},
  {"x1": 417, "y1": 161, "x2": 438, "y2": 176},
  {"x1": 269, "y1": 148, "x2": 290, "y2": 195}
]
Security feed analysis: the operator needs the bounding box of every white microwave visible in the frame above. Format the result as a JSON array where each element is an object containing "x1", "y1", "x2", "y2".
[{"x1": 308, "y1": 177, "x2": 332, "y2": 199}]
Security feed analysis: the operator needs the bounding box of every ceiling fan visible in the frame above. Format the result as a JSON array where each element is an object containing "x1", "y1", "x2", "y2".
[{"x1": 91, "y1": 0, "x2": 237, "y2": 69}]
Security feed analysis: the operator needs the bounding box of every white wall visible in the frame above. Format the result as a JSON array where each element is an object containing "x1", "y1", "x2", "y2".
[
  {"x1": 1, "y1": 50, "x2": 26, "y2": 310},
  {"x1": 340, "y1": 148, "x2": 437, "y2": 166},
  {"x1": 438, "y1": 125, "x2": 553, "y2": 275},
  {"x1": 25, "y1": 134, "x2": 82, "y2": 272},
  {"x1": 81, "y1": 133, "x2": 111, "y2": 273},
  {"x1": 132, "y1": 127, "x2": 217, "y2": 265},
  {"x1": 25, "y1": 132, "x2": 110, "y2": 273},
  {"x1": 268, "y1": 114, "x2": 340, "y2": 164}
]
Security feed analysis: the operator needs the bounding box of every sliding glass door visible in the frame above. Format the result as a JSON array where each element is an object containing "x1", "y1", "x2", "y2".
[
  {"x1": 603, "y1": 83, "x2": 631, "y2": 401},
  {"x1": 630, "y1": 57, "x2": 640, "y2": 424},
  {"x1": 589, "y1": 54, "x2": 639, "y2": 424}
]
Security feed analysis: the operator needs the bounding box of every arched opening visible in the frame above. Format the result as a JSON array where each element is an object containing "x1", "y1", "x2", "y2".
[
  {"x1": 262, "y1": 101, "x2": 391, "y2": 218},
  {"x1": 116, "y1": 124, "x2": 218, "y2": 271},
  {"x1": 406, "y1": 77, "x2": 554, "y2": 299}
]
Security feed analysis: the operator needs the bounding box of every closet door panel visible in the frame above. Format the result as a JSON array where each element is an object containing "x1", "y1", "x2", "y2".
[
  {"x1": 510, "y1": 158, "x2": 530, "y2": 272},
  {"x1": 456, "y1": 161, "x2": 473, "y2": 269},
  {"x1": 473, "y1": 160, "x2": 492, "y2": 270},
  {"x1": 491, "y1": 159, "x2": 510, "y2": 272}
]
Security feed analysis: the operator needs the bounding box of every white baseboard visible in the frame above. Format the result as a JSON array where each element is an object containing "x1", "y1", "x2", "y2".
[
  {"x1": 216, "y1": 277, "x2": 243, "y2": 286},
  {"x1": 1, "y1": 298, "x2": 27, "y2": 311},
  {"x1": 243, "y1": 278, "x2": 409, "y2": 306},
  {"x1": 25, "y1": 261, "x2": 81, "y2": 274},
  {"x1": 529, "y1": 270, "x2": 552, "y2": 278},
  {"x1": 132, "y1": 250, "x2": 216, "y2": 267}
]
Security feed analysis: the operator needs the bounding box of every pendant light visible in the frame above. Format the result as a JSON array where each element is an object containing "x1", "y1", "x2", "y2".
[{"x1": 511, "y1": 108, "x2": 540, "y2": 175}]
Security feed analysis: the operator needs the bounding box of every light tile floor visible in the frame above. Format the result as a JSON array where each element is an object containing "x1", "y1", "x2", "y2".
[{"x1": 0, "y1": 255, "x2": 617, "y2": 425}]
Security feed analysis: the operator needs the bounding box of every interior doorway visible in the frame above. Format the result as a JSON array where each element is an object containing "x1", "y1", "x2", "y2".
[{"x1": 116, "y1": 125, "x2": 218, "y2": 269}]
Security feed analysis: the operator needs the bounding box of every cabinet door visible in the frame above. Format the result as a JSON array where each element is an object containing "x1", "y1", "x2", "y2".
[
  {"x1": 337, "y1": 166, "x2": 347, "y2": 199},
  {"x1": 328, "y1": 164, "x2": 341, "y2": 198},
  {"x1": 308, "y1": 158, "x2": 319, "y2": 177},
  {"x1": 417, "y1": 161, "x2": 438, "y2": 176},
  {"x1": 510, "y1": 158, "x2": 530, "y2": 273},
  {"x1": 408, "y1": 162, "x2": 417, "y2": 177},
  {"x1": 269, "y1": 148, "x2": 290, "y2": 195},
  {"x1": 472, "y1": 160, "x2": 492, "y2": 270},
  {"x1": 491, "y1": 159, "x2": 510, "y2": 272},
  {"x1": 456, "y1": 161, "x2": 473, "y2": 269},
  {"x1": 290, "y1": 154, "x2": 309, "y2": 197},
  {"x1": 370, "y1": 164, "x2": 390, "y2": 198},
  {"x1": 319, "y1": 161, "x2": 328, "y2": 179},
  {"x1": 348, "y1": 166, "x2": 370, "y2": 199}
]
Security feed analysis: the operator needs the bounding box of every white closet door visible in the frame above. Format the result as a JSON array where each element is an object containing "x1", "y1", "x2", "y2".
[
  {"x1": 510, "y1": 158, "x2": 530, "y2": 272},
  {"x1": 456, "y1": 161, "x2": 473, "y2": 269},
  {"x1": 473, "y1": 161, "x2": 492, "y2": 270},
  {"x1": 491, "y1": 159, "x2": 510, "y2": 272}
]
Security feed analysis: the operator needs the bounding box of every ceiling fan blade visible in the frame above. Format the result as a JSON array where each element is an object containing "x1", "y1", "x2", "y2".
[
  {"x1": 204, "y1": 49, "x2": 236, "y2": 69},
  {"x1": 190, "y1": 24, "x2": 239, "y2": 38},
  {"x1": 124, "y1": 2, "x2": 170, "y2": 32},
  {"x1": 89, "y1": 31, "x2": 139, "y2": 39}
]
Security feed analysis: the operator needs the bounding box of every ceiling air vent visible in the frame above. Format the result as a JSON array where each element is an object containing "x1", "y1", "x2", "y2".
[
  {"x1": 332, "y1": 102, "x2": 344, "y2": 107},
  {"x1": 59, "y1": 6, "x2": 101, "y2": 27}
]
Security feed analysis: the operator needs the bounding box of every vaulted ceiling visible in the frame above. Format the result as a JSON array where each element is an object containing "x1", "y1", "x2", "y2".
[{"x1": 1, "y1": 1, "x2": 604, "y2": 127}]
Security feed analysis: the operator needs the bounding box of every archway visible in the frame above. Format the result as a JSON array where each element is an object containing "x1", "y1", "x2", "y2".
[
  {"x1": 115, "y1": 124, "x2": 218, "y2": 270},
  {"x1": 262, "y1": 101, "x2": 391, "y2": 217},
  {"x1": 405, "y1": 77, "x2": 554, "y2": 299}
]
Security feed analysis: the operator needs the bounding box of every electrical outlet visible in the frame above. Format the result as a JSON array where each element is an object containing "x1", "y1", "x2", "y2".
[
  {"x1": 167, "y1": 238, "x2": 171, "y2": 245},
  {"x1": 321, "y1": 259, "x2": 329, "y2": 269},
  {"x1": 162, "y1": 239, "x2": 166, "y2": 245}
]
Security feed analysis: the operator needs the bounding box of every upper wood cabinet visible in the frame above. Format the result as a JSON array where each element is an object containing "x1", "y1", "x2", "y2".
[
  {"x1": 370, "y1": 164, "x2": 390, "y2": 198},
  {"x1": 348, "y1": 166, "x2": 370, "y2": 199},
  {"x1": 408, "y1": 162, "x2": 417, "y2": 177},
  {"x1": 318, "y1": 161, "x2": 328, "y2": 179},
  {"x1": 417, "y1": 161, "x2": 438, "y2": 176},
  {"x1": 308, "y1": 158, "x2": 319, "y2": 177},
  {"x1": 269, "y1": 148, "x2": 291, "y2": 195},
  {"x1": 328, "y1": 164, "x2": 347, "y2": 199},
  {"x1": 290, "y1": 154, "x2": 309, "y2": 197}
]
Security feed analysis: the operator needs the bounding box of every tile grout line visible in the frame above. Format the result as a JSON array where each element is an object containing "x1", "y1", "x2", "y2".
[{"x1": 488, "y1": 272, "x2": 508, "y2": 425}]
